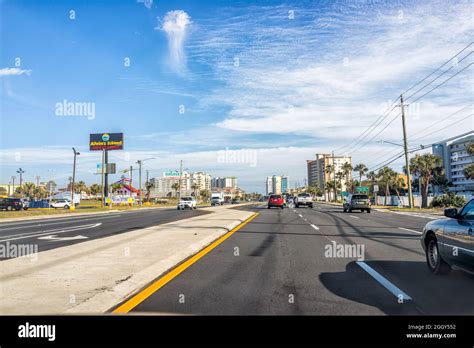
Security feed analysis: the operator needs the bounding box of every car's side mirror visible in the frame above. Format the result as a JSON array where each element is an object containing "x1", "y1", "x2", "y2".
[{"x1": 444, "y1": 208, "x2": 459, "y2": 219}]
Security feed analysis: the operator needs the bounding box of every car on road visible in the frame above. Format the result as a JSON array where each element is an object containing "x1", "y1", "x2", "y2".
[
  {"x1": 294, "y1": 193, "x2": 313, "y2": 208},
  {"x1": 231, "y1": 198, "x2": 240, "y2": 204},
  {"x1": 211, "y1": 192, "x2": 225, "y2": 206},
  {"x1": 343, "y1": 194, "x2": 371, "y2": 213},
  {"x1": 268, "y1": 194, "x2": 284, "y2": 209},
  {"x1": 0, "y1": 198, "x2": 28, "y2": 211},
  {"x1": 50, "y1": 199, "x2": 72, "y2": 209},
  {"x1": 177, "y1": 196, "x2": 197, "y2": 210},
  {"x1": 421, "y1": 199, "x2": 474, "y2": 275}
]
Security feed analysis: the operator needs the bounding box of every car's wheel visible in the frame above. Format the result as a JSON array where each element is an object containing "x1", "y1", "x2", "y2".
[
  {"x1": 309, "y1": 204, "x2": 313, "y2": 208},
  {"x1": 6, "y1": 206, "x2": 12, "y2": 211},
  {"x1": 348, "y1": 209, "x2": 352, "y2": 213},
  {"x1": 367, "y1": 209, "x2": 371, "y2": 213},
  {"x1": 267, "y1": 205, "x2": 271, "y2": 209},
  {"x1": 425, "y1": 236, "x2": 450, "y2": 275},
  {"x1": 23, "y1": 207, "x2": 28, "y2": 210},
  {"x1": 295, "y1": 204, "x2": 299, "y2": 208},
  {"x1": 64, "y1": 205, "x2": 69, "y2": 209},
  {"x1": 280, "y1": 206, "x2": 284, "y2": 209}
]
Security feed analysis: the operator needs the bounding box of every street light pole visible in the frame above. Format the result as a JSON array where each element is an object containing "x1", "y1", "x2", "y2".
[
  {"x1": 16, "y1": 168, "x2": 25, "y2": 196},
  {"x1": 400, "y1": 95, "x2": 414, "y2": 208},
  {"x1": 71, "y1": 147, "x2": 80, "y2": 210},
  {"x1": 135, "y1": 158, "x2": 155, "y2": 205}
]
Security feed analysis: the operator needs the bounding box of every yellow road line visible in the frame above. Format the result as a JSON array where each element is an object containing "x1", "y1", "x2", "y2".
[{"x1": 112, "y1": 212, "x2": 259, "y2": 313}]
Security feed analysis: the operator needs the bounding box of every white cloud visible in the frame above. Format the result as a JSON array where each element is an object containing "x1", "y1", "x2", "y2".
[
  {"x1": 158, "y1": 10, "x2": 192, "y2": 74},
  {"x1": 137, "y1": 0, "x2": 153, "y2": 9},
  {"x1": 0, "y1": 67, "x2": 32, "y2": 76}
]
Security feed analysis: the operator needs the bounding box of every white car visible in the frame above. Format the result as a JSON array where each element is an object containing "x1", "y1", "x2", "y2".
[
  {"x1": 177, "y1": 196, "x2": 197, "y2": 210},
  {"x1": 51, "y1": 199, "x2": 72, "y2": 209}
]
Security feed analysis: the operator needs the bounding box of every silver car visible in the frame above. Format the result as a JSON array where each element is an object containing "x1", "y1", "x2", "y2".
[{"x1": 421, "y1": 199, "x2": 474, "y2": 275}]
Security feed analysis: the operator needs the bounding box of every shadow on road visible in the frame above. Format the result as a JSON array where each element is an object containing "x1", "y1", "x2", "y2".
[{"x1": 320, "y1": 260, "x2": 474, "y2": 315}]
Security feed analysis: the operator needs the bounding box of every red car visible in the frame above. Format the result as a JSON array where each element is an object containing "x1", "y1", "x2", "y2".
[{"x1": 268, "y1": 194, "x2": 284, "y2": 209}]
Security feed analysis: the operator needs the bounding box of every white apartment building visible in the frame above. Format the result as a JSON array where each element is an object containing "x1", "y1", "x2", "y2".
[
  {"x1": 432, "y1": 132, "x2": 474, "y2": 193},
  {"x1": 266, "y1": 175, "x2": 289, "y2": 195},
  {"x1": 211, "y1": 176, "x2": 237, "y2": 189},
  {"x1": 307, "y1": 153, "x2": 352, "y2": 200}
]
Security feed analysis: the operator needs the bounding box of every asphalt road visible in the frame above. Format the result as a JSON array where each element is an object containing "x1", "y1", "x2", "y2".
[
  {"x1": 0, "y1": 207, "x2": 208, "y2": 260},
  {"x1": 131, "y1": 203, "x2": 474, "y2": 315}
]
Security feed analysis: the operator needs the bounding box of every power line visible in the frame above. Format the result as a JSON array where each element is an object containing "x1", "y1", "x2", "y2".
[
  {"x1": 404, "y1": 51, "x2": 473, "y2": 102},
  {"x1": 409, "y1": 113, "x2": 473, "y2": 143},
  {"x1": 409, "y1": 62, "x2": 473, "y2": 104},
  {"x1": 401, "y1": 42, "x2": 473, "y2": 96}
]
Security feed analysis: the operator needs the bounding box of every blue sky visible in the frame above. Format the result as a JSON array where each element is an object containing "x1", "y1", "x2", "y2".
[{"x1": 0, "y1": 0, "x2": 473, "y2": 193}]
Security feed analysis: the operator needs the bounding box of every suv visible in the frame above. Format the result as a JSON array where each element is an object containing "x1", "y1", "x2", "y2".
[
  {"x1": 294, "y1": 193, "x2": 313, "y2": 208},
  {"x1": 0, "y1": 198, "x2": 27, "y2": 211},
  {"x1": 51, "y1": 199, "x2": 72, "y2": 209},
  {"x1": 177, "y1": 196, "x2": 197, "y2": 210},
  {"x1": 268, "y1": 194, "x2": 284, "y2": 209},
  {"x1": 343, "y1": 194, "x2": 371, "y2": 213}
]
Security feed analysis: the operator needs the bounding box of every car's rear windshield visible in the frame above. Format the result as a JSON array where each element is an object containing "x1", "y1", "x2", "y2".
[
  {"x1": 298, "y1": 193, "x2": 310, "y2": 197},
  {"x1": 270, "y1": 195, "x2": 282, "y2": 199},
  {"x1": 181, "y1": 197, "x2": 192, "y2": 201},
  {"x1": 352, "y1": 195, "x2": 368, "y2": 199}
]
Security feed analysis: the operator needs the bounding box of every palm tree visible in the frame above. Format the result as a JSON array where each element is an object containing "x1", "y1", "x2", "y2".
[
  {"x1": 335, "y1": 171, "x2": 345, "y2": 201},
  {"x1": 145, "y1": 181, "x2": 154, "y2": 202},
  {"x1": 191, "y1": 183, "x2": 200, "y2": 200},
  {"x1": 324, "y1": 164, "x2": 335, "y2": 201},
  {"x1": 341, "y1": 162, "x2": 353, "y2": 192},
  {"x1": 378, "y1": 167, "x2": 397, "y2": 206},
  {"x1": 354, "y1": 163, "x2": 368, "y2": 186},
  {"x1": 200, "y1": 189, "x2": 210, "y2": 202},
  {"x1": 89, "y1": 184, "x2": 101, "y2": 197},
  {"x1": 19, "y1": 182, "x2": 35, "y2": 199},
  {"x1": 410, "y1": 154, "x2": 442, "y2": 208},
  {"x1": 171, "y1": 182, "x2": 180, "y2": 197},
  {"x1": 464, "y1": 142, "x2": 474, "y2": 180}
]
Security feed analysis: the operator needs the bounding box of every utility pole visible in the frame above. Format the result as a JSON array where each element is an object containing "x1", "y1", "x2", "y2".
[
  {"x1": 11, "y1": 176, "x2": 16, "y2": 196},
  {"x1": 35, "y1": 176, "x2": 40, "y2": 201},
  {"x1": 130, "y1": 165, "x2": 133, "y2": 189},
  {"x1": 71, "y1": 147, "x2": 80, "y2": 210},
  {"x1": 332, "y1": 152, "x2": 337, "y2": 202},
  {"x1": 178, "y1": 160, "x2": 183, "y2": 199},
  {"x1": 400, "y1": 94, "x2": 414, "y2": 208},
  {"x1": 137, "y1": 160, "x2": 142, "y2": 205},
  {"x1": 100, "y1": 149, "x2": 105, "y2": 208}
]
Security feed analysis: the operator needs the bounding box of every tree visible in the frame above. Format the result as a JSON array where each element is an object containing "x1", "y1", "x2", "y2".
[
  {"x1": 410, "y1": 154, "x2": 442, "y2": 208},
  {"x1": 354, "y1": 163, "x2": 368, "y2": 186},
  {"x1": 307, "y1": 185, "x2": 322, "y2": 197},
  {"x1": 366, "y1": 171, "x2": 378, "y2": 194},
  {"x1": 18, "y1": 182, "x2": 35, "y2": 199},
  {"x1": 324, "y1": 164, "x2": 335, "y2": 201},
  {"x1": 191, "y1": 183, "x2": 200, "y2": 200},
  {"x1": 335, "y1": 171, "x2": 345, "y2": 201},
  {"x1": 0, "y1": 187, "x2": 7, "y2": 196},
  {"x1": 377, "y1": 167, "x2": 397, "y2": 206},
  {"x1": 171, "y1": 183, "x2": 180, "y2": 197},
  {"x1": 200, "y1": 189, "x2": 210, "y2": 202},
  {"x1": 341, "y1": 162, "x2": 353, "y2": 192},
  {"x1": 464, "y1": 142, "x2": 474, "y2": 179},
  {"x1": 145, "y1": 181, "x2": 154, "y2": 202},
  {"x1": 89, "y1": 184, "x2": 101, "y2": 196}
]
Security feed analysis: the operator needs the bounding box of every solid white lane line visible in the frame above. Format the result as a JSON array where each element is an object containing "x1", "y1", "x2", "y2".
[
  {"x1": 310, "y1": 224, "x2": 319, "y2": 230},
  {"x1": 349, "y1": 215, "x2": 360, "y2": 219},
  {"x1": 356, "y1": 261, "x2": 412, "y2": 301},
  {"x1": 0, "y1": 223, "x2": 102, "y2": 242},
  {"x1": 298, "y1": 214, "x2": 303, "y2": 218},
  {"x1": 398, "y1": 227, "x2": 422, "y2": 234}
]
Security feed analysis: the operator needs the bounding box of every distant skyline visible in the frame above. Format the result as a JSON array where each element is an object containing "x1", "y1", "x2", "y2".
[{"x1": 1, "y1": 0, "x2": 473, "y2": 193}]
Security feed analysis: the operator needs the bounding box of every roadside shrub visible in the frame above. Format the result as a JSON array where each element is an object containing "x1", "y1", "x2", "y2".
[{"x1": 431, "y1": 194, "x2": 466, "y2": 208}]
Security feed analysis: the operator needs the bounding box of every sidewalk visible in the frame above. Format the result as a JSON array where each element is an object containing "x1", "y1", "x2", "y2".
[{"x1": 0, "y1": 206, "x2": 255, "y2": 314}]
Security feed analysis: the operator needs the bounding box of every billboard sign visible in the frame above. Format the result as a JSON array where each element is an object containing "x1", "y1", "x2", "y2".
[
  {"x1": 96, "y1": 163, "x2": 117, "y2": 174},
  {"x1": 356, "y1": 186, "x2": 369, "y2": 193},
  {"x1": 90, "y1": 133, "x2": 124, "y2": 151}
]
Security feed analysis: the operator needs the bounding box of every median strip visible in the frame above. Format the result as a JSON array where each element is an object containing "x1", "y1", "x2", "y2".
[{"x1": 112, "y1": 212, "x2": 259, "y2": 313}]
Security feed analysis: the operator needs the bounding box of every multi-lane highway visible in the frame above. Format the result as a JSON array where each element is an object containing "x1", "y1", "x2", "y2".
[
  {"x1": 127, "y1": 203, "x2": 474, "y2": 315},
  {"x1": 0, "y1": 208, "x2": 208, "y2": 259}
]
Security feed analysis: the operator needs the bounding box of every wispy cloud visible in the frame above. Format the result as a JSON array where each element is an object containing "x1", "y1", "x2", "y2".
[
  {"x1": 158, "y1": 10, "x2": 192, "y2": 74},
  {"x1": 137, "y1": 0, "x2": 153, "y2": 9},
  {"x1": 0, "y1": 67, "x2": 32, "y2": 76}
]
